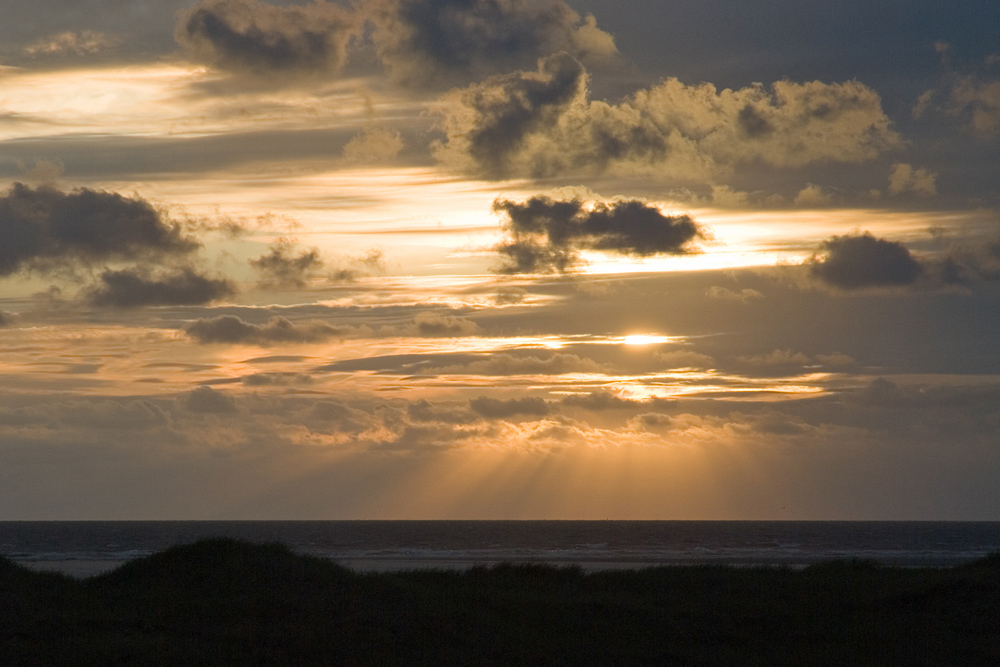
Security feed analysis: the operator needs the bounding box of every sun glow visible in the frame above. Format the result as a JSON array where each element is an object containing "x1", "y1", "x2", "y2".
[{"x1": 621, "y1": 334, "x2": 674, "y2": 346}]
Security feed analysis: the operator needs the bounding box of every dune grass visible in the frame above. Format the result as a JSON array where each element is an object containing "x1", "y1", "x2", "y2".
[{"x1": 2, "y1": 539, "x2": 999, "y2": 665}]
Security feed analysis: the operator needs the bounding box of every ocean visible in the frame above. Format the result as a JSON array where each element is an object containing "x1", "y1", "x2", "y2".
[{"x1": 3, "y1": 521, "x2": 1000, "y2": 578}]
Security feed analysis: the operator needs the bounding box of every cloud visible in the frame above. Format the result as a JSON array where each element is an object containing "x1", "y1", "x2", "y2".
[
  {"x1": 329, "y1": 248, "x2": 386, "y2": 282},
  {"x1": 656, "y1": 350, "x2": 715, "y2": 369},
  {"x1": 561, "y1": 391, "x2": 638, "y2": 410},
  {"x1": 736, "y1": 349, "x2": 812, "y2": 367},
  {"x1": 435, "y1": 55, "x2": 900, "y2": 180},
  {"x1": 24, "y1": 31, "x2": 117, "y2": 57},
  {"x1": 183, "y1": 386, "x2": 238, "y2": 414},
  {"x1": 0, "y1": 183, "x2": 198, "y2": 277},
  {"x1": 492, "y1": 195, "x2": 704, "y2": 273},
  {"x1": 407, "y1": 399, "x2": 478, "y2": 424},
  {"x1": 435, "y1": 52, "x2": 587, "y2": 179},
  {"x1": 493, "y1": 286, "x2": 527, "y2": 305},
  {"x1": 241, "y1": 372, "x2": 313, "y2": 386},
  {"x1": 706, "y1": 286, "x2": 764, "y2": 303},
  {"x1": 469, "y1": 395, "x2": 549, "y2": 419},
  {"x1": 0, "y1": 399, "x2": 171, "y2": 431},
  {"x1": 342, "y1": 127, "x2": 405, "y2": 164},
  {"x1": 185, "y1": 315, "x2": 359, "y2": 344},
  {"x1": 888, "y1": 163, "x2": 937, "y2": 196},
  {"x1": 809, "y1": 233, "x2": 923, "y2": 290},
  {"x1": 793, "y1": 184, "x2": 833, "y2": 207},
  {"x1": 815, "y1": 353, "x2": 856, "y2": 367},
  {"x1": 397, "y1": 311, "x2": 480, "y2": 337},
  {"x1": 175, "y1": 0, "x2": 359, "y2": 82},
  {"x1": 87, "y1": 268, "x2": 236, "y2": 308},
  {"x1": 948, "y1": 77, "x2": 1000, "y2": 137},
  {"x1": 367, "y1": 0, "x2": 617, "y2": 87},
  {"x1": 424, "y1": 352, "x2": 606, "y2": 376},
  {"x1": 250, "y1": 239, "x2": 324, "y2": 288}
]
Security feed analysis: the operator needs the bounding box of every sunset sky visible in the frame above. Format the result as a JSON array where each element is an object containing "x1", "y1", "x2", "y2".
[{"x1": 2, "y1": 0, "x2": 999, "y2": 519}]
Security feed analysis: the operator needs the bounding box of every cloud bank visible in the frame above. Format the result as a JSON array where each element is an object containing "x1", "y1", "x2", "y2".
[{"x1": 435, "y1": 55, "x2": 901, "y2": 180}]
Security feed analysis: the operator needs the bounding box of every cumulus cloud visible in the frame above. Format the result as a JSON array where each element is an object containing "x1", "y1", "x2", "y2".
[
  {"x1": 435, "y1": 55, "x2": 900, "y2": 180},
  {"x1": 87, "y1": 268, "x2": 235, "y2": 308},
  {"x1": 25, "y1": 31, "x2": 117, "y2": 57},
  {"x1": 0, "y1": 183, "x2": 197, "y2": 277},
  {"x1": 250, "y1": 239, "x2": 324, "y2": 288},
  {"x1": 183, "y1": 386, "x2": 238, "y2": 414},
  {"x1": 176, "y1": 0, "x2": 359, "y2": 81},
  {"x1": 809, "y1": 233, "x2": 923, "y2": 290},
  {"x1": 367, "y1": 0, "x2": 617, "y2": 87},
  {"x1": 469, "y1": 395, "x2": 549, "y2": 419},
  {"x1": 793, "y1": 184, "x2": 833, "y2": 207},
  {"x1": 888, "y1": 163, "x2": 937, "y2": 196},
  {"x1": 342, "y1": 127, "x2": 404, "y2": 164},
  {"x1": 492, "y1": 195, "x2": 704, "y2": 273},
  {"x1": 185, "y1": 315, "x2": 359, "y2": 344},
  {"x1": 948, "y1": 77, "x2": 1000, "y2": 137},
  {"x1": 424, "y1": 352, "x2": 606, "y2": 376},
  {"x1": 436, "y1": 52, "x2": 587, "y2": 179}
]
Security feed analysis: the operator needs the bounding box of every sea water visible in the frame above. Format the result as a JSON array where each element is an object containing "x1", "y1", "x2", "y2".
[{"x1": 3, "y1": 521, "x2": 1000, "y2": 577}]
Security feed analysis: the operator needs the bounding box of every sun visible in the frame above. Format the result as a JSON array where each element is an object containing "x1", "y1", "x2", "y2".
[{"x1": 621, "y1": 334, "x2": 672, "y2": 346}]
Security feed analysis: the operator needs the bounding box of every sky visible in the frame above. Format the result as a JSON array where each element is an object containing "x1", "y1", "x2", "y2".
[{"x1": 1, "y1": 0, "x2": 999, "y2": 519}]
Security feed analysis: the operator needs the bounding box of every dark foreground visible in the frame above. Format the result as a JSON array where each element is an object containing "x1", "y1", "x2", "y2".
[{"x1": 2, "y1": 539, "x2": 999, "y2": 665}]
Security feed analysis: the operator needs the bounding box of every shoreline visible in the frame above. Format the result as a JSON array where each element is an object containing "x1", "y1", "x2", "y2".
[{"x1": 15, "y1": 553, "x2": 992, "y2": 578}]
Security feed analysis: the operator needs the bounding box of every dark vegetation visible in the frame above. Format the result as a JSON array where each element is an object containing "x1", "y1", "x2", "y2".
[{"x1": 2, "y1": 539, "x2": 1000, "y2": 665}]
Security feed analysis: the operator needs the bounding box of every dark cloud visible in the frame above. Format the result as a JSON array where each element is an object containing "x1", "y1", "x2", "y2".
[
  {"x1": 185, "y1": 315, "x2": 358, "y2": 344},
  {"x1": 492, "y1": 195, "x2": 704, "y2": 273},
  {"x1": 183, "y1": 386, "x2": 238, "y2": 413},
  {"x1": 250, "y1": 239, "x2": 323, "y2": 288},
  {"x1": 367, "y1": 0, "x2": 617, "y2": 87},
  {"x1": 438, "y1": 52, "x2": 587, "y2": 178},
  {"x1": 176, "y1": 0, "x2": 358, "y2": 81},
  {"x1": 810, "y1": 233, "x2": 923, "y2": 290},
  {"x1": 469, "y1": 395, "x2": 549, "y2": 419},
  {"x1": 87, "y1": 268, "x2": 236, "y2": 308},
  {"x1": 0, "y1": 183, "x2": 197, "y2": 277}
]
